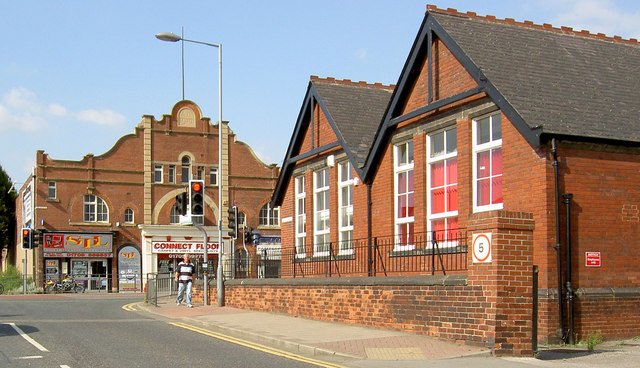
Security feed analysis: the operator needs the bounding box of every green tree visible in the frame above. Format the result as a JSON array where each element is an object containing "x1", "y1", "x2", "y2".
[{"x1": 0, "y1": 164, "x2": 17, "y2": 254}]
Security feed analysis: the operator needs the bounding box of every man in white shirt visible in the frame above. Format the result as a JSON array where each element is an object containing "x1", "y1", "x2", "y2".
[{"x1": 175, "y1": 253, "x2": 195, "y2": 307}]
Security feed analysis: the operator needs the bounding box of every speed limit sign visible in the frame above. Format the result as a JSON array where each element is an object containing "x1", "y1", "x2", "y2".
[{"x1": 472, "y1": 233, "x2": 492, "y2": 263}]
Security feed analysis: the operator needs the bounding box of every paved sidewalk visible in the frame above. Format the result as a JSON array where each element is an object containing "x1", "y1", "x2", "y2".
[
  {"x1": 138, "y1": 296, "x2": 490, "y2": 362},
  {"x1": 137, "y1": 296, "x2": 640, "y2": 368}
]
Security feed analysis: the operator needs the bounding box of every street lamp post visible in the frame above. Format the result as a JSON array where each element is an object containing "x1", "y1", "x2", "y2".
[{"x1": 156, "y1": 32, "x2": 224, "y2": 307}]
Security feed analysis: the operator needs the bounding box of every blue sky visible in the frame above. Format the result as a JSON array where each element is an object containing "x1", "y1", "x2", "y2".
[{"x1": 1, "y1": 0, "x2": 639, "y2": 185}]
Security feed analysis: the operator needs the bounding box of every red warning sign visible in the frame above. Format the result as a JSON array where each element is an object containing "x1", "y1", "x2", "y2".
[{"x1": 585, "y1": 251, "x2": 601, "y2": 267}]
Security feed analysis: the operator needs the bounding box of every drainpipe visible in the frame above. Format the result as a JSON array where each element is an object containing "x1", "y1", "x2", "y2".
[
  {"x1": 562, "y1": 193, "x2": 575, "y2": 345},
  {"x1": 551, "y1": 138, "x2": 565, "y2": 342},
  {"x1": 367, "y1": 182, "x2": 373, "y2": 276}
]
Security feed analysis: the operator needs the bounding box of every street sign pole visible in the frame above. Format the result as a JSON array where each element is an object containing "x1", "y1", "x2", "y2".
[{"x1": 193, "y1": 222, "x2": 208, "y2": 306}]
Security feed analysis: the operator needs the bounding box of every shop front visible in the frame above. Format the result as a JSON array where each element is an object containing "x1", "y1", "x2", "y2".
[
  {"x1": 139, "y1": 224, "x2": 224, "y2": 281},
  {"x1": 43, "y1": 231, "x2": 114, "y2": 292}
]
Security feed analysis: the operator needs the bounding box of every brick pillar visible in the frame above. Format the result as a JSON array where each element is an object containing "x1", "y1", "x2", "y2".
[{"x1": 468, "y1": 210, "x2": 535, "y2": 356}]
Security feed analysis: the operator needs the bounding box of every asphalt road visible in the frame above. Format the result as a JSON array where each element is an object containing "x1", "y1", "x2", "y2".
[{"x1": 0, "y1": 294, "x2": 344, "y2": 368}]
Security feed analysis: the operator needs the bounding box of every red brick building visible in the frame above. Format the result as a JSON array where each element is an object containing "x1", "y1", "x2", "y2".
[
  {"x1": 13, "y1": 100, "x2": 279, "y2": 292},
  {"x1": 263, "y1": 6, "x2": 640, "y2": 355}
]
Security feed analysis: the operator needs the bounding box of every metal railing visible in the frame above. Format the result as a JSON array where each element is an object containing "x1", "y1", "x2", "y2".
[
  {"x1": 145, "y1": 272, "x2": 174, "y2": 306},
  {"x1": 221, "y1": 230, "x2": 467, "y2": 279}
]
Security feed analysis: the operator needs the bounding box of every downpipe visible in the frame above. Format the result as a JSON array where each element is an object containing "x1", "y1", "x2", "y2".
[
  {"x1": 551, "y1": 138, "x2": 565, "y2": 341},
  {"x1": 563, "y1": 193, "x2": 575, "y2": 345}
]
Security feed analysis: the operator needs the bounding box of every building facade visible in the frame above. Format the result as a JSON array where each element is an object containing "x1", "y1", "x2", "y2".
[
  {"x1": 14, "y1": 100, "x2": 280, "y2": 292},
  {"x1": 266, "y1": 6, "x2": 640, "y2": 354}
]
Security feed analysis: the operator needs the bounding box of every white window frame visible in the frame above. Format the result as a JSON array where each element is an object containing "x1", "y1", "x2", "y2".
[
  {"x1": 169, "y1": 206, "x2": 179, "y2": 224},
  {"x1": 295, "y1": 176, "x2": 306, "y2": 258},
  {"x1": 168, "y1": 165, "x2": 176, "y2": 184},
  {"x1": 83, "y1": 194, "x2": 109, "y2": 223},
  {"x1": 154, "y1": 164, "x2": 163, "y2": 183},
  {"x1": 124, "y1": 208, "x2": 134, "y2": 224},
  {"x1": 210, "y1": 167, "x2": 218, "y2": 186},
  {"x1": 472, "y1": 112, "x2": 503, "y2": 213},
  {"x1": 259, "y1": 203, "x2": 280, "y2": 227},
  {"x1": 181, "y1": 156, "x2": 191, "y2": 184},
  {"x1": 426, "y1": 127, "x2": 458, "y2": 248},
  {"x1": 313, "y1": 168, "x2": 330, "y2": 256},
  {"x1": 394, "y1": 140, "x2": 414, "y2": 251},
  {"x1": 338, "y1": 162, "x2": 354, "y2": 255}
]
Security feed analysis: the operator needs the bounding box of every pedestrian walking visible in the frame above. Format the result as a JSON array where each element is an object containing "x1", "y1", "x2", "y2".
[{"x1": 175, "y1": 253, "x2": 195, "y2": 308}]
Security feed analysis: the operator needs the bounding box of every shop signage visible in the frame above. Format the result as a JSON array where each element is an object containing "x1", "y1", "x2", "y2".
[
  {"x1": 151, "y1": 241, "x2": 220, "y2": 254},
  {"x1": 118, "y1": 245, "x2": 141, "y2": 292},
  {"x1": 43, "y1": 233, "x2": 113, "y2": 256}
]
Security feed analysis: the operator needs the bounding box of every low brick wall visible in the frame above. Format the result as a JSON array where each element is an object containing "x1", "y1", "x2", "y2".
[{"x1": 195, "y1": 275, "x2": 493, "y2": 348}]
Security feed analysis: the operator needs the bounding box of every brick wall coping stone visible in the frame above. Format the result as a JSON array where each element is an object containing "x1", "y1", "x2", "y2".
[
  {"x1": 225, "y1": 275, "x2": 467, "y2": 287},
  {"x1": 538, "y1": 287, "x2": 640, "y2": 298}
]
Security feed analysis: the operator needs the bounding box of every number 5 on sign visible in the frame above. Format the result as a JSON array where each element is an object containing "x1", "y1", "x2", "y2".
[{"x1": 472, "y1": 233, "x2": 492, "y2": 263}]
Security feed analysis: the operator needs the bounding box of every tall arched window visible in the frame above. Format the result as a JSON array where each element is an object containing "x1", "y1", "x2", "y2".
[
  {"x1": 181, "y1": 156, "x2": 191, "y2": 183},
  {"x1": 84, "y1": 195, "x2": 108, "y2": 222},
  {"x1": 170, "y1": 206, "x2": 179, "y2": 224}
]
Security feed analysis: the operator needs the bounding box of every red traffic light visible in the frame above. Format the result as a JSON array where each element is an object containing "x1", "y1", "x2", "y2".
[
  {"x1": 191, "y1": 181, "x2": 202, "y2": 192},
  {"x1": 22, "y1": 228, "x2": 30, "y2": 236}
]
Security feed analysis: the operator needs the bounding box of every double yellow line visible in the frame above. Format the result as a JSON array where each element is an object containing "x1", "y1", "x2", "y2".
[{"x1": 169, "y1": 322, "x2": 348, "y2": 368}]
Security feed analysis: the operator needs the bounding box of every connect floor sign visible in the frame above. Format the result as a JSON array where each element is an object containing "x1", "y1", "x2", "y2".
[{"x1": 472, "y1": 233, "x2": 492, "y2": 263}]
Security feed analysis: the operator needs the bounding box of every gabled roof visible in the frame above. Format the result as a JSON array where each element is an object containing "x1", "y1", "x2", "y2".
[
  {"x1": 271, "y1": 77, "x2": 393, "y2": 206},
  {"x1": 363, "y1": 6, "x2": 640, "y2": 181}
]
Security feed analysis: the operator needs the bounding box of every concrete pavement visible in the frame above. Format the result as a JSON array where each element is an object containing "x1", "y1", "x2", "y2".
[{"x1": 137, "y1": 296, "x2": 640, "y2": 367}]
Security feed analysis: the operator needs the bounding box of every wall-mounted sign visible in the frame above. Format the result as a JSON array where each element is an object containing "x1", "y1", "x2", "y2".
[
  {"x1": 151, "y1": 241, "x2": 220, "y2": 254},
  {"x1": 43, "y1": 232, "x2": 113, "y2": 257},
  {"x1": 586, "y1": 251, "x2": 601, "y2": 267},
  {"x1": 472, "y1": 233, "x2": 492, "y2": 263}
]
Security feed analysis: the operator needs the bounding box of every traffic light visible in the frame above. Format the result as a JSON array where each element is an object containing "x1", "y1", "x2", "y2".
[
  {"x1": 189, "y1": 180, "x2": 205, "y2": 217},
  {"x1": 21, "y1": 228, "x2": 32, "y2": 250},
  {"x1": 227, "y1": 206, "x2": 238, "y2": 239},
  {"x1": 252, "y1": 231, "x2": 260, "y2": 246},
  {"x1": 244, "y1": 226, "x2": 253, "y2": 244},
  {"x1": 174, "y1": 192, "x2": 187, "y2": 215},
  {"x1": 32, "y1": 230, "x2": 41, "y2": 248}
]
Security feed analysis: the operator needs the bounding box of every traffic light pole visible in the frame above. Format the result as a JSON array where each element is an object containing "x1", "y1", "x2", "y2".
[{"x1": 193, "y1": 222, "x2": 209, "y2": 306}]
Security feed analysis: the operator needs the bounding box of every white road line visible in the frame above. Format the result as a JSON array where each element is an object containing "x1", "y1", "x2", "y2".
[
  {"x1": 7, "y1": 323, "x2": 49, "y2": 352},
  {"x1": 60, "y1": 365, "x2": 71, "y2": 368},
  {"x1": 15, "y1": 356, "x2": 43, "y2": 359}
]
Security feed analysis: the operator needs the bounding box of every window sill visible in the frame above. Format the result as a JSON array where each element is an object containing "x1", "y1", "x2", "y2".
[
  {"x1": 46, "y1": 198, "x2": 60, "y2": 203},
  {"x1": 68, "y1": 222, "x2": 113, "y2": 227}
]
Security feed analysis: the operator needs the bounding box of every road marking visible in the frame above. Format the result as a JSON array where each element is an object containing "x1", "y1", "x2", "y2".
[
  {"x1": 7, "y1": 323, "x2": 49, "y2": 352},
  {"x1": 122, "y1": 302, "x2": 139, "y2": 311},
  {"x1": 169, "y1": 322, "x2": 348, "y2": 368},
  {"x1": 15, "y1": 356, "x2": 43, "y2": 359}
]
